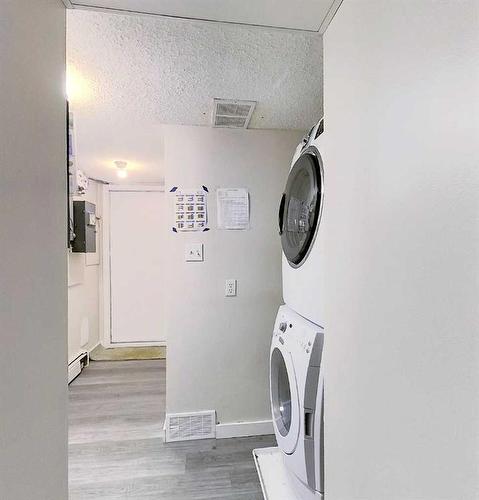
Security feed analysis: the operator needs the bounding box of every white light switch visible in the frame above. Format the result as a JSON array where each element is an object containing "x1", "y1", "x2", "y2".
[
  {"x1": 185, "y1": 243, "x2": 204, "y2": 262},
  {"x1": 225, "y1": 279, "x2": 237, "y2": 297}
]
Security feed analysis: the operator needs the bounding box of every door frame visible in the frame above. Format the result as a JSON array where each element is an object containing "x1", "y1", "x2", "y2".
[{"x1": 100, "y1": 183, "x2": 166, "y2": 348}]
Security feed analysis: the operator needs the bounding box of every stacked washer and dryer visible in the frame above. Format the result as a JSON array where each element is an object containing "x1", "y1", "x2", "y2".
[{"x1": 270, "y1": 118, "x2": 325, "y2": 499}]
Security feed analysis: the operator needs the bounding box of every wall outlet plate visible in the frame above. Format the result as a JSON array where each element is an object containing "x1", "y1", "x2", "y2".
[
  {"x1": 225, "y1": 279, "x2": 237, "y2": 297},
  {"x1": 185, "y1": 243, "x2": 204, "y2": 262}
]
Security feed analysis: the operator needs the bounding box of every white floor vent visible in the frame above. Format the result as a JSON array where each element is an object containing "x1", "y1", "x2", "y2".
[
  {"x1": 165, "y1": 410, "x2": 216, "y2": 442},
  {"x1": 212, "y1": 99, "x2": 256, "y2": 129}
]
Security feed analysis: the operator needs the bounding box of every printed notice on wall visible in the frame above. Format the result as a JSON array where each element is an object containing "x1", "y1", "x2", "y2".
[
  {"x1": 217, "y1": 188, "x2": 250, "y2": 230},
  {"x1": 171, "y1": 187, "x2": 208, "y2": 232}
]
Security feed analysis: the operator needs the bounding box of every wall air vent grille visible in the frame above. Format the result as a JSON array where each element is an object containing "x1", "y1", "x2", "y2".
[
  {"x1": 165, "y1": 410, "x2": 216, "y2": 442},
  {"x1": 212, "y1": 99, "x2": 256, "y2": 129}
]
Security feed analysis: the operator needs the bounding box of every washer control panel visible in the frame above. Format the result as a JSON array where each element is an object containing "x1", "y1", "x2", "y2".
[{"x1": 273, "y1": 305, "x2": 323, "y2": 357}]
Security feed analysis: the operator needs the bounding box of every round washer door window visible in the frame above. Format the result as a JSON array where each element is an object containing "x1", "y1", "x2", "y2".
[
  {"x1": 270, "y1": 347, "x2": 293, "y2": 437},
  {"x1": 279, "y1": 147, "x2": 323, "y2": 267}
]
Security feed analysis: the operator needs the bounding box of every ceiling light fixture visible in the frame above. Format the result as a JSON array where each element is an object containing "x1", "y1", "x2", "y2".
[
  {"x1": 114, "y1": 160, "x2": 128, "y2": 179},
  {"x1": 66, "y1": 66, "x2": 91, "y2": 103}
]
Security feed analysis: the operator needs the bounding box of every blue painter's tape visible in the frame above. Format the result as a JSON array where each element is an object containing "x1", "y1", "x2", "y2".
[{"x1": 170, "y1": 186, "x2": 178, "y2": 192}]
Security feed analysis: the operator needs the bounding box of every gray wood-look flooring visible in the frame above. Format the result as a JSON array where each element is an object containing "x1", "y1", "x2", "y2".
[{"x1": 69, "y1": 360, "x2": 275, "y2": 499}]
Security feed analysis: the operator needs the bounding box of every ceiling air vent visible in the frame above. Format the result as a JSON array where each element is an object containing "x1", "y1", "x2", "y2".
[
  {"x1": 164, "y1": 410, "x2": 216, "y2": 442},
  {"x1": 212, "y1": 99, "x2": 256, "y2": 129}
]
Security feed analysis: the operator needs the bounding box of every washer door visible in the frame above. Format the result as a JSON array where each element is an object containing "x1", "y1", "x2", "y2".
[
  {"x1": 270, "y1": 346, "x2": 300, "y2": 454},
  {"x1": 279, "y1": 146, "x2": 324, "y2": 268}
]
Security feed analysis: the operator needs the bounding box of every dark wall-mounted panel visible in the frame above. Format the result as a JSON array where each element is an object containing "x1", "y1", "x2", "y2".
[{"x1": 72, "y1": 201, "x2": 96, "y2": 253}]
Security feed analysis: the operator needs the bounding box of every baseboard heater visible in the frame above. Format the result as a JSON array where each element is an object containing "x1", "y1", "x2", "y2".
[{"x1": 68, "y1": 352, "x2": 89, "y2": 384}]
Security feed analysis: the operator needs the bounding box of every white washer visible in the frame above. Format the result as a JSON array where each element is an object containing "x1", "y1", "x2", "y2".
[
  {"x1": 270, "y1": 305, "x2": 324, "y2": 499},
  {"x1": 279, "y1": 119, "x2": 325, "y2": 327}
]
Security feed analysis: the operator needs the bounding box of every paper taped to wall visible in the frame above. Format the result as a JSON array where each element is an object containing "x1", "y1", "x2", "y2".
[
  {"x1": 217, "y1": 188, "x2": 250, "y2": 230},
  {"x1": 172, "y1": 187, "x2": 208, "y2": 232}
]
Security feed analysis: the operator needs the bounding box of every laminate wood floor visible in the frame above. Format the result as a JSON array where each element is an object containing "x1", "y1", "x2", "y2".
[{"x1": 69, "y1": 360, "x2": 275, "y2": 499}]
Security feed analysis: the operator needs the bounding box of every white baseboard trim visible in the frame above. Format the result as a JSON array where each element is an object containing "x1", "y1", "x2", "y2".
[
  {"x1": 216, "y1": 419, "x2": 273, "y2": 439},
  {"x1": 103, "y1": 341, "x2": 167, "y2": 349},
  {"x1": 90, "y1": 340, "x2": 101, "y2": 352},
  {"x1": 68, "y1": 341, "x2": 100, "y2": 366}
]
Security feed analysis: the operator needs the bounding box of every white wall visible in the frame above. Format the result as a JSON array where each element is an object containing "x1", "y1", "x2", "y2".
[
  {"x1": 321, "y1": 1, "x2": 479, "y2": 499},
  {"x1": 0, "y1": 1, "x2": 68, "y2": 499},
  {"x1": 68, "y1": 179, "x2": 102, "y2": 361},
  {"x1": 164, "y1": 125, "x2": 303, "y2": 425}
]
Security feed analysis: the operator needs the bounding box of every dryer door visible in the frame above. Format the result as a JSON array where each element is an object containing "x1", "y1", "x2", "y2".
[
  {"x1": 279, "y1": 146, "x2": 324, "y2": 268},
  {"x1": 270, "y1": 345, "x2": 300, "y2": 454}
]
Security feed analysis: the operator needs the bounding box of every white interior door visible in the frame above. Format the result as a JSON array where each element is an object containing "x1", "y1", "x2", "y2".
[{"x1": 110, "y1": 190, "x2": 166, "y2": 344}]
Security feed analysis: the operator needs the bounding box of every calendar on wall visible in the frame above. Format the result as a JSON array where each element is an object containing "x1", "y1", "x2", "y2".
[{"x1": 170, "y1": 186, "x2": 209, "y2": 232}]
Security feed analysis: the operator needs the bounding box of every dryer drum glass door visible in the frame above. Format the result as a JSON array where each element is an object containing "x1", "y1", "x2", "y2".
[
  {"x1": 271, "y1": 348, "x2": 292, "y2": 437},
  {"x1": 279, "y1": 147, "x2": 323, "y2": 267}
]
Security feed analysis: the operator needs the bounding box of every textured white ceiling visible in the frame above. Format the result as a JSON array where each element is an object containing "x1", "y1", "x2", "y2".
[
  {"x1": 69, "y1": 0, "x2": 340, "y2": 32},
  {"x1": 67, "y1": 9, "x2": 323, "y2": 182}
]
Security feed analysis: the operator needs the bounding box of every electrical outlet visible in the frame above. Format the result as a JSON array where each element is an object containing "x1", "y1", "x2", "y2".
[{"x1": 225, "y1": 279, "x2": 237, "y2": 297}]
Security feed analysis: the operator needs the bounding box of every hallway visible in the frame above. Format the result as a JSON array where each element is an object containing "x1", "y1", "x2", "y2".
[{"x1": 68, "y1": 360, "x2": 275, "y2": 499}]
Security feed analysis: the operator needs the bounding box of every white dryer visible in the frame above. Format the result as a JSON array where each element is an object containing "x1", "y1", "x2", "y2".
[
  {"x1": 279, "y1": 119, "x2": 325, "y2": 327},
  {"x1": 270, "y1": 305, "x2": 324, "y2": 499}
]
